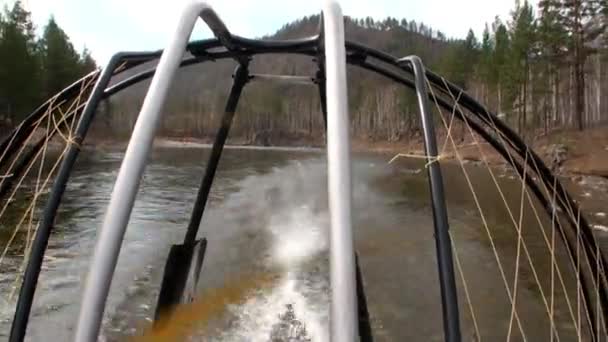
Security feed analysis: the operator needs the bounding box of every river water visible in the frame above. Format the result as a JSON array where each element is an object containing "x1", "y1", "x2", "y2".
[{"x1": 0, "y1": 146, "x2": 607, "y2": 341}]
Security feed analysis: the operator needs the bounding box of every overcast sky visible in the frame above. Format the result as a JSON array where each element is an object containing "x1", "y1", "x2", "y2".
[{"x1": 2, "y1": 0, "x2": 538, "y2": 64}]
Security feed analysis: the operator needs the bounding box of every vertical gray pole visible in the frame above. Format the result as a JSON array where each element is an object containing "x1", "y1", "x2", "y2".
[
  {"x1": 323, "y1": 1, "x2": 358, "y2": 341},
  {"x1": 74, "y1": 2, "x2": 213, "y2": 341}
]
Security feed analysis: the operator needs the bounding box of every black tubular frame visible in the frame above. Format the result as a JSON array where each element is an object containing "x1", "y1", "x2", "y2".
[
  {"x1": 0, "y1": 71, "x2": 100, "y2": 169},
  {"x1": 356, "y1": 59, "x2": 603, "y2": 337},
  {"x1": 183, "y1": 61, "x2": 250, "y2": 244},
  {"x1": 2, "y1": 14, "x2": 606, "y2": 341},
  {"x1": 8, "y1": 51, "x2": 162, "y2": 342},
  {"x1": 404, "y1": 55, "x2": 461, "y2": 341}
]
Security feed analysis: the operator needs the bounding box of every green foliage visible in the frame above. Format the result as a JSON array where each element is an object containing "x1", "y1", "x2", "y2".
[
  {"x1": 0, "y1": 1, "x2": 41, "y2": 123},
  {"x1": 0, "y1": 3, "x2": 97, "y2": 127},
  {"x1": 438, "y1": 29, "x2": 479, "y2": 89},
  {"x1": 41, "y1": 17, "x2": 84, "y2": 97},
  {"x1": 2, "y1": 0, "x2": 607, "y2": 137},
  {"x1": 537, "y1": 0, "x2": 567, "y2": 62},
  {"x1": 504, "y1": 0, "x2": 536, "y2": 107},
  {"x1": 79, "y1": 47, "x2": 97, "y2": 75},
  {"x1": 478, "y1": 24, "x2": 494, "y2": 86},
  {"x1": 492, "y1": 18, "x2": 511, "y2": 87}
]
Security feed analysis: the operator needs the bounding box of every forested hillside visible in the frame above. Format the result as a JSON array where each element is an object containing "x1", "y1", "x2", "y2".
[
  {"x1": 0, "y1": 1, "x2": 97, "y2": 133},
  {"x1": 101, "y1": 0, "x2": 608, "y2": 145},
  {"x1": 2, "y1": 0, "x2": 608, "y2": 146}
]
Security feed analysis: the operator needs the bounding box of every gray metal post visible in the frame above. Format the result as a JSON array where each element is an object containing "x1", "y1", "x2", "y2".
[
  {"x1": 73, "y1": 2, "x2": 214, "y2": 341},
  {"x1": 323, "y1": 1, "x2": 358, "y2": 341}
]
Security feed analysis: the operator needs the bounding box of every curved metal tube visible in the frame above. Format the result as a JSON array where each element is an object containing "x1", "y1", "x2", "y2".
[
  {"x1": 19, "y1": 48, "x2": 603, "y2": 342},
  {"x1": 345, "y1": 39, "x2": 601, "y2": 255},
  {"x1": 183, "y1": 62, "x2": 250, "y2": 244},
  {"x1": 0, "y1": 71, "x2": 99, "y2": 169},
  {"x1": 351, "y1": 59, "x2": 601, "y2": 338},
  {"x1": 323, "y1": 2, "x2": 357, "y2": 341},
  {"x1": 402, "y1": 56, "x2": 461, "y2": 341},
  {"x1": 0, "y1": 51, "x2": 163, "y2": 172},
  {"x1": 0, "y1": 137, "x2": 47, "y2": 201},
  {"x1": 74, "y1": 2, "x2": 230, "y2": 340},
  {"x1": 410, "y1": 64, "x2": 608, "y2": 327},
  {"x1": 8, "y1": 52, "x2": 131, "y2": 342},
  {"x1": 3, "y1": 6, "x2": 605, "y2": 340}
]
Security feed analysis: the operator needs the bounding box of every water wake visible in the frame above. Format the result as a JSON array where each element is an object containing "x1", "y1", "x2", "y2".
[{"x1": 219, "y1": 204, "x2": 330, "y2": 341}]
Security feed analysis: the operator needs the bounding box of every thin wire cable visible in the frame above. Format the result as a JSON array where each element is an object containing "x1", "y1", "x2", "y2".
[
  {"x1": 450, "y1": 230, "x2": 482, "y2": 341},
  {"x1": 507, "y1": 152, "x2": 528, "y2": 341},
  {"x1": 437, "y1": 77, "x2": 585, "y2": 336},
  {"x1": 425, "y1": 78, "x2": 528, "y2": 340}
]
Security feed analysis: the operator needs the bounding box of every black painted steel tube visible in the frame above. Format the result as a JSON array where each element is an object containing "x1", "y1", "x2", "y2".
[
  {"x1": 103, "y1": 55, "x2": 227, "y2": 98},
  {"x1": 355, "y1": 255, "x2": 373, "y2": 341},
  {"x1": 90, "y1": 44, "x2": 606, "y2": 333},
  {"x1": 8, "y1": 53, "x2": 127, "y2": 342},
  {"x1": 96, "y1": 40, "x2": 601, "y2": 276},
  {"x1": 0, "y1": 102, "x2": 88, "y2": 203},
  {"x1": 419, "y1": 65, "x2": 608, "y2": 329},
  {"x1": 404, "y1": 55, "x2": 461, "y2": 342},
  {"x1": 92, "y1": 37, "x2": 602, "y2": 278},
  {"x1": 0, "y1": 71, "x2": 99, "y2": 169},
  {"x1": 359, "y1": 59, "x2": 604, "y2": 338},
  {"x1": 0, "y1": 50, "x2": 163, "y2": 170},
  {"x1": 183, "y1": 62, "x2": 249, "y2": 244},
  {"x1": 345, "y1": 40, "x2": 603, "y2": 263},
  {"x1": 316, "y1": 68, "x2": 328, "y2": 132},
  {"x1": 0, "y1": 135, "x2": 51, "y2": 202},
  {"x1": 315, "y1": 17, "x2": 327, "y2": 133},
  {"x1": 4, "y1": 30, "x2": 604, "y2": 339},
  {"x1": 354, "y1": 59, "x2": 602, "y2": 338},
  {"x1": 394, "y1": 55, "x2": 608, "y2": 291}
]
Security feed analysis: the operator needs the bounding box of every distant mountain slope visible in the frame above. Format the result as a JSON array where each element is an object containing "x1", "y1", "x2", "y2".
[{"x1": 98, "y1": 15, "x2": 463, "y2": 144}]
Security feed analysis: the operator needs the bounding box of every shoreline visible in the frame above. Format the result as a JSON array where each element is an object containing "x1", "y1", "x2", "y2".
[
  {"x1": 84, "y1": 125, "x2": 608, "y2": 180},
  {"x1": 146, "y1": 135, "x2": 608, "y2": 181}
]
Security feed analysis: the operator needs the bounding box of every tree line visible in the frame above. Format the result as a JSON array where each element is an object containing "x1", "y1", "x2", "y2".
[
  {"x1": 0, "y1": 1, "x2": 96, "y2": 131},
  {"x1": 440, "y1": 0, "x2": 608, "y2": 134},
  {"x1": 101, "y1": 0, "x2": 608, "y2": 145},
  {"x1": 2, "y1": 0, "x2": 606, "y2": 143}
]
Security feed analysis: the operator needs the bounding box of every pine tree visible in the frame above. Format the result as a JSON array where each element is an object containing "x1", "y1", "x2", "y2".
[
  {"x1": 79, "y1": 47, "x2": 97, "y2": 74},
  {"x1": 493, "y1": 18, "x2": 511, "y2": 113},
  {"x1": 463, "y1": 29, "x2": 480, "y2": 78},
  {"x1": 479, "y1": 24, "x2": 495, "y2": 105},
  {"x1": 509, "y1": 0, "x2": 536, "y2": 133},
  {"x1": 560, "y1": 0, "x2": 606, "y2": 129},
  {"x1": 0, "y1": 1, "x2": 41, "y2": 122},
  {"x1": 538, "y1": 0, "x2": 567, "y2": 130},
  {"x1": 40, "y1": 17, "x2": 83, "y2": 98},
  {"x1": 408, "y1": 20, "x2": 417, "y2": 33},
  {"x1": 438, "y1": 29, "x2": 479, "y2": 89}
]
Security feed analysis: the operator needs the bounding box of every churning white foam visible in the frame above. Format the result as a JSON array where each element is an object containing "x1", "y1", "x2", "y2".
[
  {"x1": 219, "y1": 273, "x2": 328, "y2": 342},
  {"x1": 218, "y1": 204, "x2": 330, "y2": 341},
  {"x1": 269, "y1": 205, "x2": 328, "y2": 268}
]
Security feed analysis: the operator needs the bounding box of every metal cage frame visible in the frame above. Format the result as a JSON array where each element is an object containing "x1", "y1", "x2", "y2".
[{"x1": 0, "y1": 1, "x2": 605, "y2": 341}]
